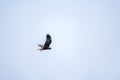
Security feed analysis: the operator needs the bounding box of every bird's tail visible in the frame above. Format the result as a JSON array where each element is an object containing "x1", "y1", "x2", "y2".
[
  {"x1": 38, "y1": 45, "x2": 43, "y2": 48},
  {"x1": 38, "y1": 45, "x2": 44, "y2": 51},
  {"x1": 37, "y1": 48, "x2": 43, "y2": 51}
]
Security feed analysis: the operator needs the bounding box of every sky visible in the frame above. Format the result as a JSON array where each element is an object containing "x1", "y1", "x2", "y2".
[{"x1": 0, "y1": 0, "x2": 120, "y2": 80}]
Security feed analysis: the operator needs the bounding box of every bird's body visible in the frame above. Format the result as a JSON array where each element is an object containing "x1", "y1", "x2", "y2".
[{"x1": 38, "y1": 34, "x2": 52, "y2": 51}]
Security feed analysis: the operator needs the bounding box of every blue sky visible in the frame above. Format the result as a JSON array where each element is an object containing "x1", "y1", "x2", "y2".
[{"x1": 0, "y1": 0, "x2": 120, "y2": 80}]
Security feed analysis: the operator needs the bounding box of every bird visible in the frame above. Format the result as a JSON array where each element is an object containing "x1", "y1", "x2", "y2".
[{"x1": 38, "y1": 34, "x2": 52, "y2": 51}]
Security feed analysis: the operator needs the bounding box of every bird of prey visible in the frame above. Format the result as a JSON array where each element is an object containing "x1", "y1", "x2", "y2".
[{"x1": 38, "y1": 34, "x2": 52, "y2": 51}]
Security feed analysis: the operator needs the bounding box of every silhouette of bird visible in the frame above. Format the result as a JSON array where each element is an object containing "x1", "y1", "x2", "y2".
[{"x1": 38, "y1": 34, "x2": 52, "y2": 51}]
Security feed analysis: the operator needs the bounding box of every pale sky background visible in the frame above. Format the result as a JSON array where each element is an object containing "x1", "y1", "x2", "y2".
[{"x1": 0, "y1": 0, "x2": 120, "y2": 80}]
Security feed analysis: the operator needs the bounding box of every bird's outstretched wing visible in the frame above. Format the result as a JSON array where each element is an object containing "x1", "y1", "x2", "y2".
[{"x1": 43, "y1": 34, "x2": 52, "y2": 49}]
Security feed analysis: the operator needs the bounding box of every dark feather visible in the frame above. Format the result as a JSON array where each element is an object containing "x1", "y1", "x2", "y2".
[{"x1": 43, "y1": 34, "x2": 52, "y2": 49}]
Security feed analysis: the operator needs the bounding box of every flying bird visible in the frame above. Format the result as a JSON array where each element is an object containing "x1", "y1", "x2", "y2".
[{"x1": 38, "y1": 34, "x2": 52, "y2": 51}]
